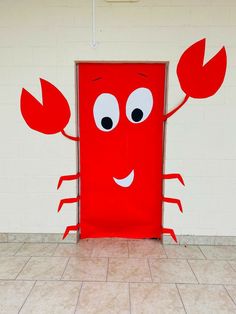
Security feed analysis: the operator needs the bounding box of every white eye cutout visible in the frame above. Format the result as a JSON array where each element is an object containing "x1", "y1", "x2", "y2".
[
  {"x1": 93, "y1": 93, "x2": 120, "y2": 132},
  {"x1": 126, "y1": 87, "x2": 153, "y2": 123}
]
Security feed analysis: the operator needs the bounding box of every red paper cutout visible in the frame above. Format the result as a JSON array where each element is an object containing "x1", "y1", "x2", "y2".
[
  {"x1": 161, "y1": 228, "x2": 177, "y2": 243},
  {"x1": 164, "y1": 95, "x2": 189, "y2": 120},
  {"x1": 163, "y1": 173, "x2": 185, "y2": 186},
  {"x1": 78, "y1": 63, "x2": 166, "y2": 239},
  {"x1": 177, "y1": 38, "x2": 227, "y2": 99},
  {"x1": 20, "y1": 78, "x2": 71, "y2": 134},
  {"x1": 163, "y1": 197, "x2": 183, "y2": 213},
  {"x1": 58, "y1": 196, "x2": 80, "y2": 213},
  {"x1": 57, "y1": 173, "x2": 80, "y2": 190},
  {"x1": 61, "y1": 129, "x2": 80, "y2": 141},
  {"x1": 63, "y1": 223, "x2": 80, "y2": 240}
]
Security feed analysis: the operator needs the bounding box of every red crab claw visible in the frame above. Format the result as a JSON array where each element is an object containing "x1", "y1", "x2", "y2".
[
  {"x1": 20, "y1": 78, "x2": 71, "y2": 134},
  {"x1": 177, "y1": 38, "x2": 227, "y2": 98}
]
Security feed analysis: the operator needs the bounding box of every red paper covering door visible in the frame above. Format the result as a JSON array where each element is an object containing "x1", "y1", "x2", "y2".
[{"x1": 77, "y1": 62, "x2": 167, "y2": 239}]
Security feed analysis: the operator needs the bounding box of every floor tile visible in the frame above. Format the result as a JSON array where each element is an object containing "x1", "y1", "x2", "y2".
[
  {"x1": 164, "y1": 245, "x2": 205, "y2": 259},
  {"x1": 108, "y1": 258, "x2": 151, "y2": 282},
  {"x1": 62, "y1": 257, "x2": 108, "y2": 281},
  {"x1": 225, "y1": 285, "x2": 236, "y2": 305},
  {"x1": 130, "y1": 283, "x2": 185, "y2": 314},
  {"x1": 200, "y1": 245, "x2": 236, "y2": 260},
  {"x1": 0, "y1": 243, "x2": 23, "y2": 256},
  {"x1": 76, "y1": 282, "x2": 130, "y2": 314},
  {"x1": 54, "y1": 241, "x2": 93, "y2": 257},
  {"x1": 0, "y1": 280, "x2": 34, "y2": 313},
  {"x1": 17, "y1": 256, "x2": 68, "y2": 280},
  {"x1": 0, "y1": 257, "x2": 29, "y2": 279},
  {"x1": 20, "y1": 281, "x2": 81, "y2": 314},
  {"x1": 128, "y1": 239, "x2": 166, "y2": 258},
  {"x1": 189, "y1": 260, "x2": 236, "y2": 284},
  {"x1": 91, "y1": 238, "x2": 129, "y2": 257},
  {"x1": 16, "y1": 243, "x2": 58, "y2": 257},
  {"x1": 178, "y1": 284, "x2": 236, "y2": 314},
  {"x1": 149, "y1": 258, "x2": 197, "y2": 283}
]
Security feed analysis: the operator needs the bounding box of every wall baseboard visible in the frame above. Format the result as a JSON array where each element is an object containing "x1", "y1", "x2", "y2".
[
  {"x1": 0, "y1": 233, "x2": 78, "y2": 243},
  {"x1": 162, "y1": 235, "x2": 236, "y2": 246},
  {"x1": 0, "y1": 233, "x2": 236, "y2": 245}
]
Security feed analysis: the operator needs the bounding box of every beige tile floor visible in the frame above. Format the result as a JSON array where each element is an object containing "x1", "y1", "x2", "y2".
[{"x1": 0, "y1": 239, "x2": 236, "y2": 313}]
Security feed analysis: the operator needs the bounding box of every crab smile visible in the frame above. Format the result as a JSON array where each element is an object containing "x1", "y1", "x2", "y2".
[{"x1": 113, "y1": 169, "x2": 134, "y2": 188}]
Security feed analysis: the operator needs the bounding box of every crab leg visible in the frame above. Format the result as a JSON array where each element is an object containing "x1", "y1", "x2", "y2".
[
  {"x1": 58, "y1": 196, "x2": 80, "y2": 213},
  {"x1": 63, "y1": 223, "x2": 80, "y2": 240},
  {"x1": 163, "y1": 173, "x2": 185, "y2": 186},
  {"x1": 161, "y1": 227, "x2": 177, "y2": 243},
  {"x1": 57, "y1": 172, "x2": 80, "y2": 190},
  {"x1": 163, "y1": 197, "x2": 183, "y2": 213}
]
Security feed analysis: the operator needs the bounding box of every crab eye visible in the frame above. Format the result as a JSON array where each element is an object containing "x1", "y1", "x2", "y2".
[
  {"x1": 126, "y1": 87, "x2": 153, "y2": 123},
  {"x1": 93, "y1": 93, "x2": 120, "y2": 132}
]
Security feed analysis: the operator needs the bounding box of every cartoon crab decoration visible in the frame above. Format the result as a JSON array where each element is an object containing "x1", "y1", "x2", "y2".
[{"x1": 20, "y1": 39, "x2": 227, "y2": 242}]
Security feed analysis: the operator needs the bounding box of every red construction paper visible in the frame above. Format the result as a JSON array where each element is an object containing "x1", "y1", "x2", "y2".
[
  {"x1": 20, "y1": 79, "x2": 71, "y2": 134},
  {"x1": 57, "y1": 173, "x2": 80, "y2": 189},
  {"x1": 78, "y1": 63, "x2": 166, "y2": 239},
  {"x1": 177, "y1": 38, "x2": 227, "y2": 99}
]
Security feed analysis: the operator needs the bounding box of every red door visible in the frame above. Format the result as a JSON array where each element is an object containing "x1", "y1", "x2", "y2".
[{"x1": 77, "y1": 62, "x2": 167, "y2": 239}]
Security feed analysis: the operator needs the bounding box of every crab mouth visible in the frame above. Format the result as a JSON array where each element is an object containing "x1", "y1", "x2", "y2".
[{"x1": 113, "y1": 169, "x2": 134, "y2": 187}]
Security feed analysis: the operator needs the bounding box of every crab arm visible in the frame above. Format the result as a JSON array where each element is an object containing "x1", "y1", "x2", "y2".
[
  {"x1": 163, "y1": 94, "x2": 189, "y2": 121},
  {"x1": 61, "y1": 129, "x2": 80, "y2": 141}
]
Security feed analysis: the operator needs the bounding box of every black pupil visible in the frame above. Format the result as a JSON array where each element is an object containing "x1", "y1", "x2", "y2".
[
  {"x1": 101, "y1": 117, "x2": 113, "y2": 130},
  {"x1": 131, "y1": 108, "x2": 143, "y2": 122}
]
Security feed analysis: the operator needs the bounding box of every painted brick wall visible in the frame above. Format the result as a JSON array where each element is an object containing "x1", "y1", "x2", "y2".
[{"x1": 0, "y1": 0, "x2": 235, "y2": 236}]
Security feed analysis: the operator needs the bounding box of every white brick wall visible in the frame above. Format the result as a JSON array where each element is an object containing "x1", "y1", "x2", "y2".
[{"x1": 0, "y1": 0, "x2": 235, "y2": 236}]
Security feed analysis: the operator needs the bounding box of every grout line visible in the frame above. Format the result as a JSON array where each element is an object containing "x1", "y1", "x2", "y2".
[
  {"x1": 0, "y1": 278, "x2": 236, "y2": 286},
  {"x1": 186, "y1": 260, "x2": 199, "y2": 284},
  {"x1": 106, "y1": 258, "x2": 109, "y2": 281},
  {"x1": 176, "y1": 284, "x2": 187, "y2": 314},
  {"x1": 51, "y1": 243, "x2": 59, "y2": 256},
  {"x1": 18, "y1": 280, "x2": 37, "y2": 313},
  {"x1": 15, "y1": 256, "x2": 31, "y2": 280},
  {"x1": 198, "y1": 245, "x2": 207, "y2": 260},
  {"x1": 128, "y1": 282, "x2": 132, "y2": 314},
  {"x1": 127, "y1": 240, "x2": 130, "y2": 258},
  {"x1": 227, "y1": 260, "x2": 236, "y2": 274},
  {"x1": 13, "y1": 242, "x2": 25, "y2": 256},
  {"x1": 156, "y1": 257, "x2": 206, "y2": 260},
  {"x1": 147, "y1": 258, "x2": 153, "y2": 282},
  {"x1": 60, "y1": 257, "x2": 70, "y2": 280},
  {"x1": 162, "y1": 244, "x2": 169, "y2": 258},
  {"x1": 89, "y1": 241, "x2": 95, "y2": 258},
  {"x1": 73, "y1": 281, "x2": 83, "y2": 314},
  {"x1": 223, "y1": 285, "x2": 236, "y2": 307},
  {"x1": 160, "y1": 243, "x2": 168, "y2": 259}
]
